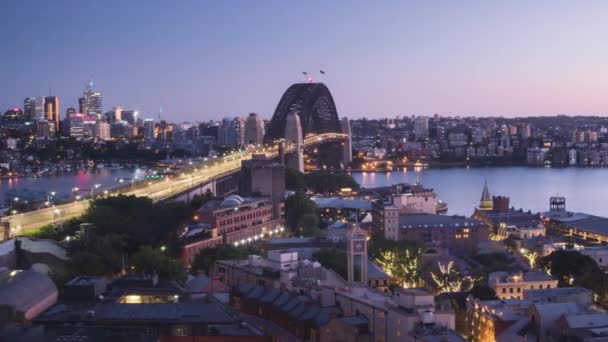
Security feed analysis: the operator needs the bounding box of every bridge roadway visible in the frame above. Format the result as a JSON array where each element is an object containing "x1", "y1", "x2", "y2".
[{"x1": 1, "y1": 133, "x2": 347, "y2": 236}]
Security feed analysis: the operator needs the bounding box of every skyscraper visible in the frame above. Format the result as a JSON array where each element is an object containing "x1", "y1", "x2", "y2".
[
  {"x1": 44, "y1": 96, "x2": 60, "y2": 132},
  {"x1": 143, "y1": 119, "x2": 155, "y2": 142},
  {"x1": 244, "y1": 113, "x2": 263, "y2": 145},
  {"x1": 24, "y1": 97, "x2": 36, "y2": 121},
  {"x1": 218, "y1": 117, "x2": 245, "y2": 149},
  {"x1": 79, "y1": 81, "x2": 103, "y2": 118}
]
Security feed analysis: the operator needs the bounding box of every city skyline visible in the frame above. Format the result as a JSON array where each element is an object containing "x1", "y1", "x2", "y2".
[{"x1": 3, "y1": 1, "x2": 608, "y2": 120}]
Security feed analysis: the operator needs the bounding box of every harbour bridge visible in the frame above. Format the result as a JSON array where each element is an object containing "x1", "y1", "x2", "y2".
[{"x1": 1, "y1": 82, "x2": 351, "y2": 237}]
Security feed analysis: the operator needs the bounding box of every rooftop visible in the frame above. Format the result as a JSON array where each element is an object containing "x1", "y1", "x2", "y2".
[
  {"x1": 544, "y1": 211, "x2": 608, "y2": 236},
  {"x1": 482, "y1": 209, "x2": 542, "y2": 228},
  {"x1": 312, "y1": 197, "x2": 372, "y2": 211},
  {"x1": 399, "y1": 213, "x2": 484, "y2": 229},
  {"x1": 489, "y1": 270, "x2": 555, "y2": 284}
]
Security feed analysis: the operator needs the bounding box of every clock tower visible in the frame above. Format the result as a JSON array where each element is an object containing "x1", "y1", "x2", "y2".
[{"x1": 346, "y1": 223, "x2": 368, "y2": 286}]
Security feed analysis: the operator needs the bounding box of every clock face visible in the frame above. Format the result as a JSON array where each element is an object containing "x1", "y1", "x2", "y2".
[{"x1": 354, "y1": 241, "x2": 364, "y2": 251}]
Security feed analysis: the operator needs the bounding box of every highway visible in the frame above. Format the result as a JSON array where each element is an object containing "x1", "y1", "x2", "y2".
[{"x1": 0, "y1": 133, "x2": 348, "y2": 237}]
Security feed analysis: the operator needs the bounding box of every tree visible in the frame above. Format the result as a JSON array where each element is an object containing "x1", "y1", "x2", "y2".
[
  {"x1": 285, "y1": 168, "x2": 306, "y2": 191},
  {"x1": 430, "y1": 261, "x2": 476, "y2": 294},
  {"x1": 191, "y1": 189, "x2": 214, "y2": 210},
  {"x1": 83, "y1": 195, "x2": 192, "y2": 253},
  {"x1": 284, "y1": 191, "x2": 317, "y2": 230},
  {"x1": 375, "y1": 248, "x2": 420, "y2": 288},
  {"x1": 299, "y1": 213, "x2": 322, "y2": 237},
  {"x1": 191, "y1": 244, "x2": 261, "y2": 273},
  {"x1": 313, "y1": 248, "x2": 347, "y2": 279},
  {"x1": 304, "y1": 172, "x2": 360, "y2": 194},
  {"x1": 537, "y1": 250, "x2": 602, "y2": 289},
  {"x1": 68, "y1": 232, "x2": 127, "y2": 276},
  {"x1": 470, "y1": 281, "x2": 498, "y2": 300},
  {"x1": 130, "y1": 246, "x2": 186, "y2": 282}
]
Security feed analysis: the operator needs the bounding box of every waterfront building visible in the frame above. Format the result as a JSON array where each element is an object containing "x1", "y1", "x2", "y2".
[
  {"x1": 67, "y1": 112, "x2": 85, "y2": 139},
  {"x1": 488, "y1": 271, "x2": 557, "y2": 300},
  {"x1": 372, "y1": 183, "x2": 441, "y2": 240},
  {"x1": 43, "y1": 96, "x2": 60, "y2": 132},
  {"x1": 94, "y1": 122, "x2": 111, "y2": 140},
  {"x1": 414, "y1": 116, "x2": 429, "y2": 140},
  {"x1": 181, "y1": 195, "x2": 284, "y2": 265},
  {"x1": 473, "y1": 196, "x2": 545, "y2": 239},
  {"x1": 244, "y1": 112, "x2": 263, "y2": 145},
  {"x1": 527, "y1": 147, "x2": 549, "y2": 165},
  {"x1": 543, "y1": 197, "x2": 608, "y2": 243},
  {"x1": 392, "y1": 213, "x2": 488, "y2": 255}
]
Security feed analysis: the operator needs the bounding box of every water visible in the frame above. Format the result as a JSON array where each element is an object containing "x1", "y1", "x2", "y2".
[
  {"x1": 352, "y1": 167, "x2": 608, "y2": 217},
  {"x1": 0, "y1": 168, "x2": 143, "y2": 205}
]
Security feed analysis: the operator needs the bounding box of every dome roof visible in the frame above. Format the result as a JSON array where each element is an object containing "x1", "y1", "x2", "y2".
[{"x1": 221, "y1": 195, "x2": 245, "y2": 207}]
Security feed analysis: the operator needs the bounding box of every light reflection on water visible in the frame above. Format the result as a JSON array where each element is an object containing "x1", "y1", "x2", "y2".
[{"x1": 353, "y1": 167, "x2": 608, "y2": 217}]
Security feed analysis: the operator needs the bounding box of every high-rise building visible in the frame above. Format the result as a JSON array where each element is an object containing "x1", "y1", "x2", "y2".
[
  {"x1": 79, "y1": 81, "x2": 102, "y2": 118},
  {"x1": 244, "y1": 113, "x2": 263, "y2": 145},
  {"x1": 112, "y1": 106, "x2": 124, "y2": 122},
  {"x1": 68, "y1": 113, "x2": 85, "y2": 139},
  {"x1": 218, "y1": 117, "x2": 245, "y2": 149},
  {"x1": 414, "y1": 116, "x2": 429, "y2": 139},
  {"x1": 44, "y1": 96, "x2": 60, "y2": 132},
  {"x1": 36, "y1": 120, "x2": 54, "y2": 139},
  {"x1": 65, "y1": 107, "x2": 76, "y2": 116},
  {"x1": 143, "y1": 119, "x2": 155, "y2": 142},
  {"x1": 95, "y1": 122, "x2": 111, "y2": 140},
  {"x1": 121, "y1": 110, "x2": 136, "y2": 125},
  {"x1": 24, "y1": 98, "x2": 36, "y2": 121}
]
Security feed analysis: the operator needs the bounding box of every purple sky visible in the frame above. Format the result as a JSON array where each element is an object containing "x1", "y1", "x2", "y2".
[{"x1": 2, "y1": 0, "x2": 608, "y2": 121}]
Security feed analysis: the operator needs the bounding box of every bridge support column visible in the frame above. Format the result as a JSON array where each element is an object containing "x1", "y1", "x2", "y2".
[
  {"x1": 285, "y1": 112, "x2": 304, "y2": 173},
  {"x1": 340, "y1": 117, "x2": 352, "y2": 167}
]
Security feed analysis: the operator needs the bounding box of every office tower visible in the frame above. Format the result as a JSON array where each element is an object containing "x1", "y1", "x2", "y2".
[
  {"x1": 68, "y1": 113, "x2": 85, "y2": 139},
  {"x1": 414, "y1": 116, "x2": 429, "y2": 139},
  {"x1": 95, "y1": 122, "x2": 111, "y2": 140},
  {"x1": 143, "y1": 119, "x2": 155, "y2": 141},
  {"x1": 80, "y1": 81, "x2": 103, "y2": 117},
  {"x1": 233, "y1": 117, "x2": 245, "y2": 147},
  {"x1": 219, "y1": 117, "x2": 245, "y2": 149},
  {"x1": 244, "y1": 113, "x2": 263, "y2": 145},
  {"x1": 36, "y1": 120, "x2": 54, "y2": 138},
  {"x1": 121, "y1": 110, "x2": 136, "y2": 125},
  {"x1": 78, "y1": 97, "x2": 87, "y2": 114},
  {"x1": 113, "y1": 106, "x2": 123, "y2": 122},
  {"x1": 44, "y1": 96, "x2": 60, "y2": 132},
  {"x1": 24, "y1": 98, "x2": 36, "y2": 121},
  {"x1": 66, "y1": 107, "x2": 76, "y2": 116}
]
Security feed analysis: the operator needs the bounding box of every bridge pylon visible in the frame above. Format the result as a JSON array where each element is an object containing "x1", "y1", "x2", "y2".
[{"x1": 285, "y1": 112, "x2": 304, "y2": 173}]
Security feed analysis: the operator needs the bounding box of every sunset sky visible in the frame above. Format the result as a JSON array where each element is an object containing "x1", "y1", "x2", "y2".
[{"x1": 2, "y1": 0, "x2": 608, "y2": 120}]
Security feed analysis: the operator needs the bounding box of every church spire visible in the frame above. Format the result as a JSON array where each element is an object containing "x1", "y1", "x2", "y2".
[{"x1": 479, "y1": 180, "x2": 493, "y2": 211}]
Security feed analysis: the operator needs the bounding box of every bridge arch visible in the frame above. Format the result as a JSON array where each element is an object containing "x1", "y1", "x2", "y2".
[{"x1": 265, "y1": 82, "x2": 341, "y2": 142}]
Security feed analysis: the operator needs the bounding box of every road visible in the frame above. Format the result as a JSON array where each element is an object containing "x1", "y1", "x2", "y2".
[{"x1": 1, "y1": 133, "x2": 348, "y2": 236}]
